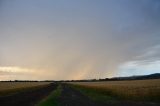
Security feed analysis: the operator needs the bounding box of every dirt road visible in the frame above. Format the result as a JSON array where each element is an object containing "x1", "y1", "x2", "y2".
[
  {"x1": 0, "y1": 83, "x2": 57, "y2": 106},
  {"x1": 58, "y1": 84, "x2": 102, "y2": 106}
]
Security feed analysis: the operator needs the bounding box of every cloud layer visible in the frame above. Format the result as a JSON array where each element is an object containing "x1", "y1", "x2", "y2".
[{"x1": 0, "y1": 0, "x2": 160, "y2": 80}]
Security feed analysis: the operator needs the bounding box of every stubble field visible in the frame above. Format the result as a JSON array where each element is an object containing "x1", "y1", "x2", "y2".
[
  {"x1": 0, "y1": 82, "x2": 51, "y2": 96},
  {"x1": 69, "y1": 79, "x2": 160, "y2": 102}
]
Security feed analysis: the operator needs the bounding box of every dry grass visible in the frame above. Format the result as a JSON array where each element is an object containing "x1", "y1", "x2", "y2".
[
  {"x1": 0, "y1": 82, "x2": 51, "y2": 96},
  {"x1": 69, "y1": 79, "x2": 160, "y2": 101}
]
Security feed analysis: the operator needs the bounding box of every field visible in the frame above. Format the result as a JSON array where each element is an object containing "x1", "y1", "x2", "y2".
[
  {"x1": 69, "y1": 79, "x2": 160, "y2": 102},
  {"x1": 0, "y1": 80, "x2": 160, "y2": 106},
  {"x1": 0, "y1": 82, "x2": 51, "y2": 96},
  {"x1": 0, "y1": 82, "x2": 57, "y2": 106}
]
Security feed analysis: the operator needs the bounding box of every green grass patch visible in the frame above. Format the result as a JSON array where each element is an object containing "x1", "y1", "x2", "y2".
[
  {"x1": 37, "y1": 85, "x2": 62, "y2": 106},
  {"x1": 70, "y1": 84, "x2": 118, "y2": 104}
]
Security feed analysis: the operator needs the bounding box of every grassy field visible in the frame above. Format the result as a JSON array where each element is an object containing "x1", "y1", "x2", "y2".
[
  {"x1": 0, "y1": 82, "x2": 51, "y2": 96},
  {"x1": 69, "y1": 79, "x2": 160, "y2": 102}
]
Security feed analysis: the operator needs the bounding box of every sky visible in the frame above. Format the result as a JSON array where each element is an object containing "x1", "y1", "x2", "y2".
[{"x1": 0, "y1": 0, "x2": 160, "y2": 80}]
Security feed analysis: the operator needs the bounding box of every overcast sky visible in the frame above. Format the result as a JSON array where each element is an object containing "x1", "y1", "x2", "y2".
[{"x1": 0, "y1": 0, "x2": 160, "y2": 80}]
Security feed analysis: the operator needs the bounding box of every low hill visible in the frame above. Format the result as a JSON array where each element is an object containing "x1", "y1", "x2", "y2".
[{"x1": 110, "y1": 73, "x2": 160, "y2": 80}]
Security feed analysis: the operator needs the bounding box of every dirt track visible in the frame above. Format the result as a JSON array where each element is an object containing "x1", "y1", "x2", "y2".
[
  {"x1": 0, "y1": 83, "x2": 57, "y2": 106},
  {"x1": 58, "y1": 84, "x2": 100, "y2": 106}
]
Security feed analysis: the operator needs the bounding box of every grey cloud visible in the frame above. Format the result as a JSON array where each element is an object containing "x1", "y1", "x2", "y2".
[{"x1": 0, "y1": 0, "x2": 160, "y2": 80}]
